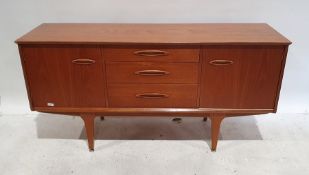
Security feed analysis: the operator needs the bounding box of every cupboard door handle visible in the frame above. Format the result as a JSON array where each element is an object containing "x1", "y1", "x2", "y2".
[
  {"x1": 134, "y1": 50, "x2": 169, "y2": 57},
  {"x1": 135, "y1": 70, "x2": 170, "y2": 76},
  {"x1": 72, "y1": 59, "x2": 95, "y2": 65},
  {"x1": 136, "y1": 93, "x2": 169, "y2": 99},
  {"x1": 209, "y1": 60, "x2": 234, "y2": 66}
]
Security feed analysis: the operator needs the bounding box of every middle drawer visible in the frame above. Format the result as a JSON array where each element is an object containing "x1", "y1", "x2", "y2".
[{"x1": 106, "y1": 62, "x2": 199, "y2": 84}]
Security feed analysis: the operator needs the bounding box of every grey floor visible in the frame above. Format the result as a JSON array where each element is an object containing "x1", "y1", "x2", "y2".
[{"x1": 0, "y1": 113, "x2": 308, "y2": 175}]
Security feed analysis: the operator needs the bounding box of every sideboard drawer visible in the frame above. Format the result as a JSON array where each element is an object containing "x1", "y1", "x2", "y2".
[
  {"x1": 103, "y1": 46, "x2": 199, "y2": 62},
  {"x1": 107, "y1": 84, "x2": 198, "y2": 107},
  {"x1": 106, "y1": 62, "x2": 199, "y2": 84}
]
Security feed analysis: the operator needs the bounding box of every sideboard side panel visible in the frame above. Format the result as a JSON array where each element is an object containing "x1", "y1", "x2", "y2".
[
  {"x1": 18, "y1": 45, "x2": 35, "y2": 110},
  {"x1": 273, "y1": 45, "x2": 289, "y2": 112}
]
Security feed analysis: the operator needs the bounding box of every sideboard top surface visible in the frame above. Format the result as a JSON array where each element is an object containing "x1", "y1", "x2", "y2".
[{"x1": 15, "y1": 23, "x2": 291, "y2": 45}]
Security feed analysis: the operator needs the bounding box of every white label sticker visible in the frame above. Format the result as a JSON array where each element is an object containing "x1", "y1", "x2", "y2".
[{"x1": 47, "y1": 102, "x2": 55, "y2": 107}]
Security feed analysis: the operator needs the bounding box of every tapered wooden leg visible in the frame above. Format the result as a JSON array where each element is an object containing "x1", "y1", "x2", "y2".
[
  {"x1": 209, "y1": 114, "x2": 225, "y2": 152},
  {"x1": 203, "y1": 117, "x2": 208, "y2": 122},
  {"x1": 80, "y1": 114, "x2": 96, "y2": 151}
]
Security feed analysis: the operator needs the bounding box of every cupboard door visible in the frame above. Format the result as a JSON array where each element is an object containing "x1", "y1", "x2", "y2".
[
  {"x1": 200, "y1": 46, "x2": 285, "y2": 109},
  {"x1": 21, "y1": 45, "x2": 106, "y2": 108}
]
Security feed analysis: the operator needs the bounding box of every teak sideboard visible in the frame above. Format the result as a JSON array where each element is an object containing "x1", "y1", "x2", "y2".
[{"x1": 15, "y1": 23, "x2": 291, "y2": 151}]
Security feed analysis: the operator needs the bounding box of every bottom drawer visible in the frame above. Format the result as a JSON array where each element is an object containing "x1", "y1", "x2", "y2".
[{"x1": 107, "y1": 84, "x2": 198, "y2": 108}]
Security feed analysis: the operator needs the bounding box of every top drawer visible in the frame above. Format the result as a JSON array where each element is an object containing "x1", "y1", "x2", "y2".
[{"x1": 103, "y1": 46, "x2": 199, "y2": 62}]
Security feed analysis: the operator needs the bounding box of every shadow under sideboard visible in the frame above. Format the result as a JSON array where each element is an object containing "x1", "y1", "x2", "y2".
[{"x1": 34, "y1": 113, "x2": 263, "y2": 141}]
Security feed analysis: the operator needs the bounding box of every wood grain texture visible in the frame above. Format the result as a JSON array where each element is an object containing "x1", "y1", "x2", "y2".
[
  {"x1": 103, "y1": 46, "x2": 199, "y2": 62},
  {"x1": 15, "y1": 23, "x2": 291, "y2": 45},
  {"x1": 106, "y1": 62, "x2": 199, "y2": 84},
  {"x1": 18, "y1": 45, "x2": 34, "y2": 110},
  {"x1": 200, "y1": 45, "x2": 285, "y2": 109},
  {"x1": 16, "y1": 23, "x2": 291, "y2": 151},
  {"x1": 80, "y1": 114, "x2": 96, "y2": 151},
  {"x1": 209, "y1": 114, "x2": 225, "y2": 151},
  {"x1": 273, "y1": 46, "x2": 289, "y2": 112},
  {"x1": 34, "y1": 107, "x2": 273, "y2": 116},
  {"x1": 107, "y1": 84, "x2": 198, "y2": 108},
  {"x1": 21, "y1": 45, "x2": 107, "y2": 108}
]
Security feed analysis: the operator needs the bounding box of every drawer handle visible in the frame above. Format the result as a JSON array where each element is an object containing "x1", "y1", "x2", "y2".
[
  {"x1": 72, "y1": 59, "x2": 95, "y2": 65},
  {"x1": 209, "y1": 60, "x2": 234, "y2": 66},
  {"x1": 135, "y1": 70, "x2": 170, "y2": 76},
  {"x1": 136, "y1": 93, "x2": 169, "y2": 99},
  {"x1": 134, "y1": 50, "x2": 169, "y2": 57}
]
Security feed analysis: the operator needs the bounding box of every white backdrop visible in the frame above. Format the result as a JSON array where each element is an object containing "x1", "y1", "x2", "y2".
[{"x1": 0, "y1": 0, "x2": 308, "y2": 114}]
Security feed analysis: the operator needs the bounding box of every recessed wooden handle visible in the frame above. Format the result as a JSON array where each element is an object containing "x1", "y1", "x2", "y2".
[
  {"x1": 72, "y1": 59, "x2": 95, "y2": 65},
  {"x1": 209, "y1": 60, "x2": 234, "y2": 66},
  {"x1": 134, "y1": 50, "x2": 169, "y2": 57},
  {"x1": 136, "y1": 93, "x2": 169, "y2": 99},
  {"x1": 135, "y1": 70, "x2": 170, "y2": 76}
]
